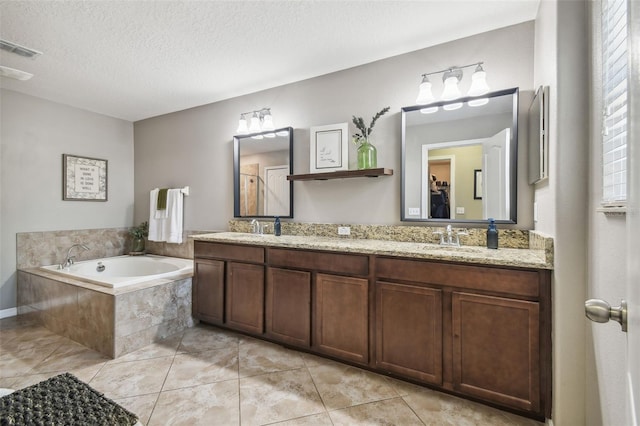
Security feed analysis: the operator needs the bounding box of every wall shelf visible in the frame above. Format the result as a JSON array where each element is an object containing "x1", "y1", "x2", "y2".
[{"x1": 287, "y1": 168, "x2": 393, "y2": 181}]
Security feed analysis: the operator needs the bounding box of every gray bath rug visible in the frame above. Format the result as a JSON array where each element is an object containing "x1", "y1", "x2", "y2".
[{"x1": 0, "y1": 372, "x2": 138, "y2": 425}]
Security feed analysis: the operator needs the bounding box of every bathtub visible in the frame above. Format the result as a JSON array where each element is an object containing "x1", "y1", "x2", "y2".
[{"x1": 40, "y1": 255, "x2": 193, "y2": 288}]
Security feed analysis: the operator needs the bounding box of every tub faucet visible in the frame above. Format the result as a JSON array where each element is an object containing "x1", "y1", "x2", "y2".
[{"x1": 59, "y1": 244, "x2": 90, "y2": 269}]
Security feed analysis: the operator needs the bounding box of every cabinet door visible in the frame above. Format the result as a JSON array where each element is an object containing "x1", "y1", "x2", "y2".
[
  {"x1": 452, "y1": 292, "x2": 540, "y2": 413},
  {"x1": 193, "y1": 259, "x2": 224, "y2": 324},
  {"x1": 226, "y1": 262, "x2": 265, "y2": 334},
  {"x1": 266, "y1": 267, "x2": 311, "y2": 348},
  {"x1": 314, "y1": 273, "x2": 368, "y2": 364},
  {"x1": 375, "y1": 282, "x2": 442, "y2": 384}
]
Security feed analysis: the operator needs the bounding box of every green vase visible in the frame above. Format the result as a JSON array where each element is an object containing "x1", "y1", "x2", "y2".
[
  {"x1": 132, "y1": 238, "x2": 145, "y2": 253},
  {"x1": 357, "y1": 140, "x2": 377, "y2": 170}
]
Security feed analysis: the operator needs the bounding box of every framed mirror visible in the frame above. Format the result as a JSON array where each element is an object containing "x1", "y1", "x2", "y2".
[
  {"x1": 234, "y1": 127, "x2": 294, "y2": 218},
  {"x1": 401, "y1": 88, "x2": 518, "y2": 223}
]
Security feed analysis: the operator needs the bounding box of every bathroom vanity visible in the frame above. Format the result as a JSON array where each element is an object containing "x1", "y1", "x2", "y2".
[{"x1": 192, "y1": 233, "x2": 551, "y2": 420}]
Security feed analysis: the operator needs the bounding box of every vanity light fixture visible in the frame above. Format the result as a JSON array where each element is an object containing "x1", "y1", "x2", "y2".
[
  {"x1": 235, "y1": 108, "x2": 276, "y2": 137},
  {"x1": 416, "y1": 62, "x2": 490, "y2": 113}
]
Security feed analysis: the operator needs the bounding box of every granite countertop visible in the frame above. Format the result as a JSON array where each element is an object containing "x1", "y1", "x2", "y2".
[{"x1": 192, "y1": 232, "x2": 552, "y2": 270}]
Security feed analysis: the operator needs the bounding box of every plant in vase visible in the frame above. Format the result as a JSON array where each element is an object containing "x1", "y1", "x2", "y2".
[
  {"x1": 129, "y1": 221, "x2": 148, "y2": 253},
  {"x1": 352, "y1": 106, "x2": 390, "y2": 170}
]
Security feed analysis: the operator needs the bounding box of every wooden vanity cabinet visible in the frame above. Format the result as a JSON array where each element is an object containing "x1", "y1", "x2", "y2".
[
  {"x1": 452, "y1": 292, "x2": 540, "y2": 413},
  {"x1": 192, "y1": 258, "x2": 225, "y2": 325},
  {"x1": 225, "y1": 261, "x2": 264, "y2": 334},
  {"x1": 375, "y1": 257, "x2": 550, "y2": 419},
  {"x1": 265, "y1": 267, "x2": 311, "y2": 348},
  {"x1": 375, "y1": 282, "x2": 443, "y2": 385},
  {"x1": 315, "y1": 273, "x2": 369, "y2": 364},
  {"x1": 267, "y1": 248, "x2": 371, "y2": 364},
  {"x1": 193, "y1": 241, "x2": 265, "y2": 334},
  {"x1": 193, "y1": 240, "x2": 551, "y2": 419}
]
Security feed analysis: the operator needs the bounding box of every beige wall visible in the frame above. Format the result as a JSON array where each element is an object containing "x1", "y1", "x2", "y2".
[
  {"x1": 133, "y1": 22, "x2": 535, "y2": 230},
  {"x1": 0, "y1": 90, "x2": 134, "y2": 312}
]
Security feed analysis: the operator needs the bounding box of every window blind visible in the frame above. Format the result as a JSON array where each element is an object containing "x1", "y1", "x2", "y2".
[{"x1": 601, "y1": 0, "x2": 628, "y2": 204}]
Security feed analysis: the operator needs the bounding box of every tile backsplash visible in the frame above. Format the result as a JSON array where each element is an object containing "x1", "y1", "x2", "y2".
[{"x1": 228, "y1": 220, "x2": 534, "y2": 249}]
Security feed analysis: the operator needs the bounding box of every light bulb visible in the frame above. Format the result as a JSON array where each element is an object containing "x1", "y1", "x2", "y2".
[
  {"x1": 262, "y1": 111, "x2": 275, "y2": 131},
  {"x1": 441, "y1": 75, "x2": 461, "y2": 101},
  {"x1": 467, "y1": 64, "x2": 490, "y2": 97},
  {"x1": 236, "y1": 115, "x2": 248, "y2": 133},
  {"x1": 249, "y1": 112, "x2": 261, "y2": 133},
  {"x1": 416, "y1": 75, "x2": 435, "y2": 105}
]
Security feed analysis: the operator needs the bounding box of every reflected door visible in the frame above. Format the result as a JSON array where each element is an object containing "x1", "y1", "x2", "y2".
[
  {"x1": 264, "y1": 165, "x2": 289, "y2": 216},
  {"x1": 482, "y1": 128, "x2": 510, "y2": 220}
]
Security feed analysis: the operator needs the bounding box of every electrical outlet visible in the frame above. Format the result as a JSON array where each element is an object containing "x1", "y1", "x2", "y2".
[
  {"x1": 534, "y1": 202, "x2": 538, "y2": 222},
  {"x1": 337, "y1": 226, "x2": 351, "y2": 236},
  {"x1": 408, "y1": 207, "x2": 420, "y2": 215},
  {"x1": 456, "y1": 207, "x2": 465, "y2": 214}
]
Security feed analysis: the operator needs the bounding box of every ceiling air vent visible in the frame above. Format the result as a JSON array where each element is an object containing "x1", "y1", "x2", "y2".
[{"x1": 0, "y1": 39, "x2": 42, "y2": 59}]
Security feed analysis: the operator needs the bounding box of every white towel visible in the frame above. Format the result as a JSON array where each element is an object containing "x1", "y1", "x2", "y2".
[
  {"x1": 148, "y1": 189, "x2": 163, "y2": 242},
  {"x1": 164, "y1": 189, "x2": 184, "y2": 244},
  {"x1": 148, "y1": 188, "x2": 184, "y2": 243}
]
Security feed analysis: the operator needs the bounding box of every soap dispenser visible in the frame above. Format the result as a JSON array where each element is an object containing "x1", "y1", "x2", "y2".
[
  {"x1": 487, "y1": 218, "x2": 498, "y2": 249},
  {"x1": 274, "y1": 216, "x2": 281, "y2": 236}
]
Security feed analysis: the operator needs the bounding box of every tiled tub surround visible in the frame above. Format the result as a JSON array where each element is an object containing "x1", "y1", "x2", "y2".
[
  {"x1": 16, "y1": 228, "x2": 211, "y2": 269},
  {"x1": 15, "y1": 227, "x2": 200, "y2": 358},
  {"x1": 228, "y1": 220, "x2": 554, "y2": 266},
  {"x1": 17, "y1": 269, "x2": 194, "y2": 358}
]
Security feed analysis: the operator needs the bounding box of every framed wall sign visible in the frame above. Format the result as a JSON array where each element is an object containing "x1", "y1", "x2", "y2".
[
  {"x1": 474, "y1": 169, "x2": 483, "y2": 200},
  {"x1": 63, "y1": 154, "x2": 108, "y2": 201},
  {"x1": 309, "y1": 122, "x2": 349, "y2": 173}
]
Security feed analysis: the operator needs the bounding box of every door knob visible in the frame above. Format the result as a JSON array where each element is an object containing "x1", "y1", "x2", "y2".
[{"x1": 585, "y1": 299, "x2": 627, "y2": 332}]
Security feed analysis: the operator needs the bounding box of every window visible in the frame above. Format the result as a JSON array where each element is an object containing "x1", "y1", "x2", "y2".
[{"x1": 601, "y1": 0, "x2": 628, "y2": 205}]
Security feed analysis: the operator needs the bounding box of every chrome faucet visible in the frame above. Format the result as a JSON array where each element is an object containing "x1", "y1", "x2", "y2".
[
  {"x1": 434, "y1": 225, "x2": 468, "y2": 247},
  {"x1": 59, "y1": 243, "x2": 90, "y2": 269},
  {"x1": 250, "y1": 219, "x2": 261, "y2": 234}
]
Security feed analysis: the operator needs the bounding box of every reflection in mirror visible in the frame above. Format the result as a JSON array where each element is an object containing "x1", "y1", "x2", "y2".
[
  {"x1": 401, "y1": 88, "x2": 518, "y2": 223},
  {"x1": 234, "y1": 127, "x2": 293, "y2": 218}
]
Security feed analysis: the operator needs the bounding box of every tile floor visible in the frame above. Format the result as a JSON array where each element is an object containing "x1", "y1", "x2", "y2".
[{"x1": 0, "y1": 316, "x2": 543, "y2": 425}]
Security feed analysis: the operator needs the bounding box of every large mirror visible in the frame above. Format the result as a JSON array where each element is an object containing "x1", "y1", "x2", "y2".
[
  {"x1": 401, "y1": 88, "x2": 518, "y2": 223},
  {"x1": 234, "y1": 127, "x2": 293, "y2": 218}
]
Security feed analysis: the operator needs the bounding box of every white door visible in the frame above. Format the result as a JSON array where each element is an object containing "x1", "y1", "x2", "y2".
[
  {"x1": 626, "y1": 0, "x2": 640, "y2": 418},
  {"x1": 482, "y1": 128, "x2": 510, "y2": 220},
  {"x1": 264, "y1": 165, "x2": 289, "y2": 216},
  {"x1": 587, "y1": 0, "x2": 639, "y2": 421}
]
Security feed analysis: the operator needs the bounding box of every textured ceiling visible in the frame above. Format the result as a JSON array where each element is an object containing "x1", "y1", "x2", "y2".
[{"x1": 0, "y1": 1, "x2": 539, "y2": 122}]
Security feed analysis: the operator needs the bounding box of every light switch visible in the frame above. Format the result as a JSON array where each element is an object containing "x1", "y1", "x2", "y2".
[
  {"x1": 456, "y1": 207, "x2": 465, "y2": 214},
  {"x1": 408, "y1": 207, "x2": 420, "y2": 215}
]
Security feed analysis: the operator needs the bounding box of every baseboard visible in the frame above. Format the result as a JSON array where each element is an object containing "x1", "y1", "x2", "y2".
[{"x1": 0, "y1": 307, "x2": 18, "y2": 319}]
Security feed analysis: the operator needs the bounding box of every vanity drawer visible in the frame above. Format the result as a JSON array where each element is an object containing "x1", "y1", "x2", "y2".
[
  {"x1": 376, "y1": 257, "x2": 539, "y2": 298},
  {"x1": 194, "y1": 241, "x2": 264, "y2": 264},
  {"x1": 268, "y1": 248, "x2": 369, "y2": 276}
]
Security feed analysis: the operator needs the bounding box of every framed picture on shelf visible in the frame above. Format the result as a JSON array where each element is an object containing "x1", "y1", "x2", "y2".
[
  {"x1": 309, "y1": 122, "x2": 348, "y2": 173},
  {"x1": 63, "y1": 154, "x2": 108, "y2": 201},
  {"x1": 473, "y1": 169, "x2": 483, "y2": 200}
]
